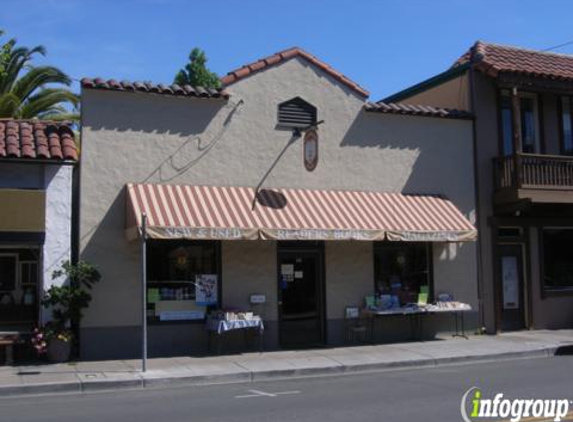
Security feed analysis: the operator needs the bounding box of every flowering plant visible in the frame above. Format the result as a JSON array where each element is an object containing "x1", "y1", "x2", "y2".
[
  {"x1": 30, "y1": 261, "x2": 101, "y2": 359},
  {"x1": 31, "y1": 323, "x2": 73, "y2": 355}
]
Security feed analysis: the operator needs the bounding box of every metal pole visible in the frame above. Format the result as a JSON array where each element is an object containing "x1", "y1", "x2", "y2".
[{"x1": 141, "y1": 213, "x2": 148, "y2": 372}]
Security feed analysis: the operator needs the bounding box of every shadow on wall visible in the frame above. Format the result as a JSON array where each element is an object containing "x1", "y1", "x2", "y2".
[
  {"x1": 84, "y1": 91, "x2": 242, "y2": 184},
  {"x1": 81, "y1": 188, "x2": 136, "y2": 273},
  {"x1": 85, "y1": 91, "x2": 229, "y2": 136},
  {"x1": 340, "y1": 111, "x2": 473, "y2": 205},
  {"x1": 140, "y1": 100, "x2": 244, "y2": 184}
]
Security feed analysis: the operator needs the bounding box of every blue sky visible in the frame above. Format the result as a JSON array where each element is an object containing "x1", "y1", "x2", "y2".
[{"x1": 2, "y1": 0, "x2": 573, "y2": 100}]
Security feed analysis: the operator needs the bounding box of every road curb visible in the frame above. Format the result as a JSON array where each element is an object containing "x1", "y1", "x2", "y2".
[
  {"x1": 0, "y1": 344, "x2": 563, "y2": 397},
  {"x1": 0, "y1": 380, "x2": 81, "y2": 397},
  {"x1": 143, "y1": 371, "x2": 251, "y2": 388}
]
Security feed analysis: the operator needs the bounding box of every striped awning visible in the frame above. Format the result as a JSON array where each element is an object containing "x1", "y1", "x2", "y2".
[{"x1": 125, "y1": 183, "x2": 477, "y2": 242}]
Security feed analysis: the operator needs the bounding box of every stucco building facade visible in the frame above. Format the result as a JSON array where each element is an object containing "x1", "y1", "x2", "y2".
[
  {"x1": 387, "y1": 41, "x2": 573, "y2": 333},
  {"x1": 79, "y1": 48, "x2": 478, "y2": 359}
]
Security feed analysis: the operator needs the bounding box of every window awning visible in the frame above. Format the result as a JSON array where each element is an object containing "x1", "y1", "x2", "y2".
[{"x1": 125, "y1": 183, "x2": 477, "y2": 242}]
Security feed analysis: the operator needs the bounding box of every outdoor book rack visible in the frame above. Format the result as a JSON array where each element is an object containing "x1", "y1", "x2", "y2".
[{"x1": 362, "y1": 307, "x2": 471, "y2": 342}]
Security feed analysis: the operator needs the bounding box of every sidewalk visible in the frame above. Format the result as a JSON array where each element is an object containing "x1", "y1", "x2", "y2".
[{"x1": 1, "y1": 330, "x2": 572, "y2": 397}]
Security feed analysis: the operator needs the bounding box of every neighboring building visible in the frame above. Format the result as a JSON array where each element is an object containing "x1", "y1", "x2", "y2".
[
  {"x1": 0, "y1": 120, "x2": 78, "y2": 332},
  {"x1": 386, "y1": 41, "x2": 573, "y2": 333},
  {"x1": 79, "y1": 47, "x2": 477, "y2": 359}
]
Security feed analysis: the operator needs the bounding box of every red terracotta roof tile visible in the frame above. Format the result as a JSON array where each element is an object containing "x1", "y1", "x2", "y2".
[
  {"x1": 0, "y1": 120, "x2": 78, "y2": 162},
  {"x1": 364, "y1": 102, "x2": 472, "y2": 120},
  {"x1": 81, "y1": 78, "x2": 230, "y2": 99},
  {"x1": 454, "y1": 41, "x2": 573, "y2": 80},
  {"x1": 221, "y1": 47, "x2": 370, "y2": 98}
]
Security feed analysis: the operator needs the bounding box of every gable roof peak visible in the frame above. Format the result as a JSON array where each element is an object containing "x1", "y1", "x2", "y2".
[{"x1": 221, "y1": 46, "x2": 369, "y2": 98}]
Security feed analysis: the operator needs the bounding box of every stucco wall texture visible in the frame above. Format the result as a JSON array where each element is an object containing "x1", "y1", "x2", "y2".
[
  {"x1": 400, "y1": 73, "x2": 470, "y2": 111},
  {"x1": 42, "y1": 165, "x2": 73, "y2": 321},
  {"x1": 79, "y1": 57, "x2": 477, "y2": 356}
]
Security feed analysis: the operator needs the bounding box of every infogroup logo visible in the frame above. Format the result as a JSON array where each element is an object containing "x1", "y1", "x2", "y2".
[{"x1": 461, "y1": 387, "x2": 571, "y2": 422}]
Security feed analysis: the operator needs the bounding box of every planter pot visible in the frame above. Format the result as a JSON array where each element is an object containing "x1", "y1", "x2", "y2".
[{"x1": 46, "y1": 338, "x2": 72, "y2": 363}]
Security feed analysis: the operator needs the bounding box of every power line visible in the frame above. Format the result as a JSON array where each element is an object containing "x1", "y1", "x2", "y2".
[{"x1": 541, "y1": 40, "x2": 573, "y2": 52}]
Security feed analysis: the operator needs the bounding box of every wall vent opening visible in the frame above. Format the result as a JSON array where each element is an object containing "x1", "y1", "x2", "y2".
[{"x1": 277, "y1": 97, "x2": 317, "y2": 129}]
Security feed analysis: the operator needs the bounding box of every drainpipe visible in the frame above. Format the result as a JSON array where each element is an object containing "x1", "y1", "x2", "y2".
[{"x1": 468, "y1": 47, "x2": 486, "y2": 332}]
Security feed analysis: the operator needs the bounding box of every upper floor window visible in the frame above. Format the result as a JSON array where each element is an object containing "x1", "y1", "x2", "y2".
[
  {"x1": 499, "y1": 91, "x2": 540, "y2": 155},
  {"x1": 500, "y1": 94, "x2": 513, "y2": 156},
  {"x1": 542, "y1": 228, "x2": 573, "y2": 291},
  {"x1": 277, "y1": 97, "x2": 317, "y2": 129},
  {"x1": 559, "y1": 96, "x2": 573, "y2": 155}
]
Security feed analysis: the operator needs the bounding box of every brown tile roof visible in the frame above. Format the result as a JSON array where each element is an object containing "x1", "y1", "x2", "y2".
[
  {"x1": 454, "y1": 41, "x2": 573, "y2": 80},
  {"x1": 0, "y1": 120, "x2": 78, "y2": 162},
  {"x1": 365, "y1": 102, "x2": 472, "y2": 119},
  {"x1": 81, "y1": 78, "x2": 230, "y2": 99},
  {"x1": 221, "y1": 47, "x2": 370, "y2": 98}
]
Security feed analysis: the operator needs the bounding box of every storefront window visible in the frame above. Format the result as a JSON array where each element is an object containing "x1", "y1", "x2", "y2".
[
  {"x1": 0, "y1": 249, "x2": 40, "y2": 325},
  {"x1": 374, "y1": 242, "x2": 431, "y2": 305},
  {"x1": 542, "y1": 228, "x2": 573, "y2": 291},
  {"x1": 146, "y1": 240, "x2": 220, "y2": 322}
]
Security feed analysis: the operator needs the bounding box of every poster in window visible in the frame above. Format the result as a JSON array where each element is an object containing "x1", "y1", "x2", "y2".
[
  {"x1": 281, "y1": 264, "x2": 294, "y2": 282},
  {"x1": 502, "y1": 256, "x2": 519, "y2": 310},
  {"x1": 195, "y1": 274, "x2": 218, "y2": 306}
]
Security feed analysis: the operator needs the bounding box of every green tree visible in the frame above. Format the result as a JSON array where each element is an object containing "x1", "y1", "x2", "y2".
[
  {"x1": 0, "y1": 31, "x2": 79, "y2": 120},
  {"x1": 174, "y1": 47, "x2": 221, "y2": 88}
]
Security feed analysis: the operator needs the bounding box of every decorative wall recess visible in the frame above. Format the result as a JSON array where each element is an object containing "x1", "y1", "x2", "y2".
[{"x1": 304, "y1": 129, "x2": 318, "y2": 171}]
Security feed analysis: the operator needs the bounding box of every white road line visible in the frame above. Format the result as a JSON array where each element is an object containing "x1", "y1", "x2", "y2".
[
  {"x1": 235, "y1": 389, "x2": 301, "y2": 399},
  {"x1": 249, "y1": 389, "x2": 277, "y2": 397}
]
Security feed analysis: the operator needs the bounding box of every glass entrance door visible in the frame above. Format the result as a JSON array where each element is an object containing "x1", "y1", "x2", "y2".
[
  {"x1": 498, "y1": 244, "x2": 526, "y2": 331},
  {"x1": 277, "y1": 247, "x2": 324, "y2": 347}
]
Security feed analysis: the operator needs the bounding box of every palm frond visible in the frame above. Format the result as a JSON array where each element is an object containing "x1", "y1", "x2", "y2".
[
  {"x1": 39, "y1": 111, "x2": 80, "y2": 122},
  {"x1": 0, "y1": 35, "x2": 75, "y2": 120},
  {"x1": 19, "y1": 88, "x2": 78, "y2": 119},
  {"x1": 12, "y1": 66, "x2": 72, "y2": 102},
  {"x1": 0, "y1": 93, "x2": 21, "y2": 117},
  {"x1": 0, "y1": 44, "x2": 47, "y2": 94}
]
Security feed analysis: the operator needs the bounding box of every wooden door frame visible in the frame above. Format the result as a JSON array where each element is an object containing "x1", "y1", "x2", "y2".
[{"x1": 276, "y1": 242, "x2": 326, "y2": 347}]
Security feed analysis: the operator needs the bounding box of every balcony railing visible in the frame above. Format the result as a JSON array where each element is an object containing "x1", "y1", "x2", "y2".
[{"x1": 494, "y1": 153, "x2": 573, "y2": 190}]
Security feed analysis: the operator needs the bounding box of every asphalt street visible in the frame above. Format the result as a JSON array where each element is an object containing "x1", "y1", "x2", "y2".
[{"x1": 2, "y1": 355, "x2": 572, "y2": 422}]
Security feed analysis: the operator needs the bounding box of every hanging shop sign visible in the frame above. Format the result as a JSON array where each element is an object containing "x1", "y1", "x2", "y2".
[
  {"x1": 385, "y1": 230, "x2": 477, "y2": 242},
  {"x1": 303, "y1": 129, "x2": 318, "y2": 171},
  {"x1": 138, "y1": 225, "x2": 475, "y2": 243},
  {"x1": 147, "y1": 226, "x2": 258, "y2": 240}
]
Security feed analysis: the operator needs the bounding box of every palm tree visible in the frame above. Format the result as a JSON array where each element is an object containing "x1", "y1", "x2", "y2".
[{"x1": 0, "y1": 31, "x2": 78, "y2": 121}]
